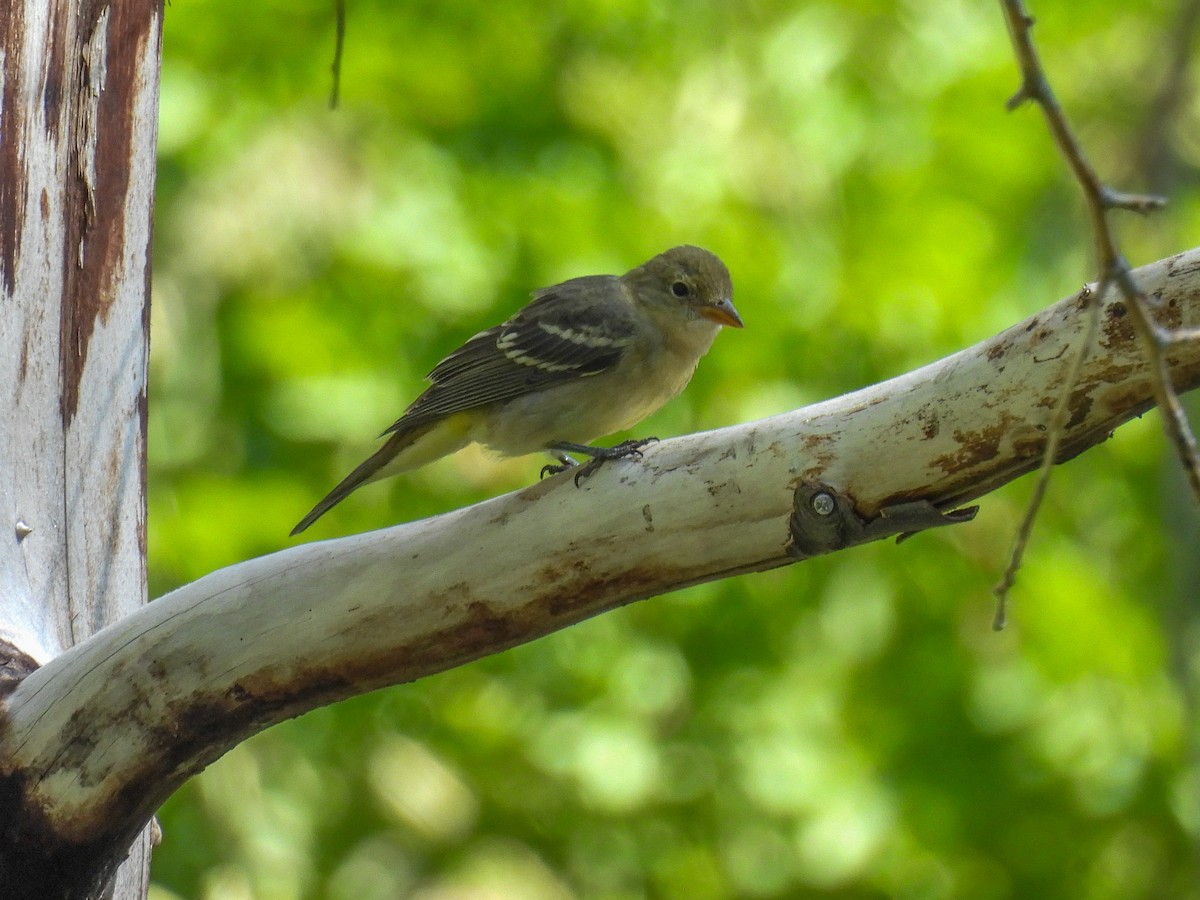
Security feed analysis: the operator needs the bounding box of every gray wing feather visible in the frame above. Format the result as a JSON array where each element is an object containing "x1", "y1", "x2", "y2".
[{"x1": 383, "y1": 275, "x2": 637, "y2": 435}]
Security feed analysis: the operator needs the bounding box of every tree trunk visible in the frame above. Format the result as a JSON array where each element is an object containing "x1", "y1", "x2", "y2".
[{"x1": 0, "y1": 1, "x2": 162, "y2": 897}]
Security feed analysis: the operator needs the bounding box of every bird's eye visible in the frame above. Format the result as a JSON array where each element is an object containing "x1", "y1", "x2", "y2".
[{"x1": 671, "y1": 281, "x2": 690, "y2": 297}]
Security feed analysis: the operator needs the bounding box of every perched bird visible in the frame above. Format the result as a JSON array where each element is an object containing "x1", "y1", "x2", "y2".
[{"x1": 291, "y1": 245, "x2": 741, "y2": 535}]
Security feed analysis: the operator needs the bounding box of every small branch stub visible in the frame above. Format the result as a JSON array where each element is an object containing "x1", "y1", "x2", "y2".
[
  {"x1": 0, "y1": 641, "x2": 40, "y2": 698},
  {"x1": 786, "y1": 482, "x2": 978, "y2": 559}
]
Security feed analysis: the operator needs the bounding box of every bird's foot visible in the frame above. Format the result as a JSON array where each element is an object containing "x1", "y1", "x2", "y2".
[
  {"x1": 544, "y1": 438, "x2": 659, "y2": 487},
  {"x1": 540, "y1": 450, "x2": 579, "y2": 480},
  {"x1": 540, "y1": 460, "x2": 573, "y2": 479}
]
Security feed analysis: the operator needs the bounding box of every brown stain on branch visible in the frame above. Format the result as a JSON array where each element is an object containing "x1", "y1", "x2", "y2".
[{"x1": 930, "y1": 414, "x2": 1022, "y2": 474}]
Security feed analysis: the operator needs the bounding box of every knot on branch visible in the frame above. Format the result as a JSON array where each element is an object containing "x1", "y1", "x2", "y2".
[
  {"x1": 0, "y1": 641, "x2": 40, "y2": 699},
  {"x1": 786, "y1": 482, "x2": 978, "y2": 559}
]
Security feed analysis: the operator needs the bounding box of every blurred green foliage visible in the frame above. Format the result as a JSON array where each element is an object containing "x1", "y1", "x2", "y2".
[{"x1": 147, "y1": 1, "x2": 1200, "y2": 897}]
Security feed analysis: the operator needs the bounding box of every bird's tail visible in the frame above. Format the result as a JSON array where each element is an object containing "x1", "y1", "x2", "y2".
[{"x1": 290, "y1": 415, "x2": 473, "y2": 535}]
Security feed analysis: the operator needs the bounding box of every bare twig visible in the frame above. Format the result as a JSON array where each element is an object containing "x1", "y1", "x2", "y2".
[
  {"x1": 1137, "y1": 0, "x2": 1200, "y2": 193},
  {"x1": 991, "y1": 282, "x2": 1100, "y2": 629},
  {"x1": 329, "y1": 0, "x2": 346, "y2": 110},
  {"x1": 993, "y1": 0, "x2": 1200, "y2": 621}
]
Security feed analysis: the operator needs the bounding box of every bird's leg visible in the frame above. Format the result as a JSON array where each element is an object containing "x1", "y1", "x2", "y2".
[{"x1": 546, "y1": 438, "x2": 659, "y2": 487}]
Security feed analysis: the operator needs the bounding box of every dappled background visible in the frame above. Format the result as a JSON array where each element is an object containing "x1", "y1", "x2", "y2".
[{"x1": 148, "y1": 1, "x2": 1200, "y2": 897}]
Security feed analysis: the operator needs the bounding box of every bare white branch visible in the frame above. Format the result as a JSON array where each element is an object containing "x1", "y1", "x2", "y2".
[{"x1": 5, "y1": 248, "x2": 1200, "y2": 856}]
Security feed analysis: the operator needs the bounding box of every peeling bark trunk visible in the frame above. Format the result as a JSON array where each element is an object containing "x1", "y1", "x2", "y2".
[{"x1": 0, "y1": 1, "x2": 162, "y2": 898}]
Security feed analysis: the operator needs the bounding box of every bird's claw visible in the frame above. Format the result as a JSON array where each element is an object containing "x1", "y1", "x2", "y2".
[
  {"x1": 571, "y1": 437, "x2": 659, "y2": 487},
  {"x1": 540, "y1": 438, "x2": 660, "y2": 485}
]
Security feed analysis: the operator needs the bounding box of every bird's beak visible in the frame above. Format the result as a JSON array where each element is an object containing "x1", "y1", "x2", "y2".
[{"x1": 701, "y1": 297, "x2": 743, "y2": 328}]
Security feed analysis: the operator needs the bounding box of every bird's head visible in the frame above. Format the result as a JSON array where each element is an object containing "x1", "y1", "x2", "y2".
[{"x1": 625, "y1": 245, "x2": 742, "y2": 329}]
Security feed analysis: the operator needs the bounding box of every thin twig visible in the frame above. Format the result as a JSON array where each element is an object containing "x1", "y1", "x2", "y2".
[
  {"x1": 991, "y1": 283, "x2": 1101, "y2": 630},
  {"x1": 1137, "y1": 0, "x2": 1200, "y2": 193},
  {"x1": 1121, "y1": 281, "x2": 1200, "y2": 497},
  {"x1": 1167, "y1": 326, "x2": 1200, "y2": 344},
  {"x1": 1000, "y1": 2, "x2": 1167, "y2": 254},
  {"x1": 329, "y1": 0, "x2": 346, "y2": 110},
  {"x1": 994, "y1": 0, "x2": 1199, "y2": 621}
]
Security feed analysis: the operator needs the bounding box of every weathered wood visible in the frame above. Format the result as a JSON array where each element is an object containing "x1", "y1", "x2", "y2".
[{"x1": 0, "y1": 0, "x2": 162, "y2": 897}]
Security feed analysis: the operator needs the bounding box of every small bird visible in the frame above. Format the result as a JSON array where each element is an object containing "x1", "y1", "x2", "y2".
[{"x1": 291, "y1": 245, "x2": 741, "y2": 535}]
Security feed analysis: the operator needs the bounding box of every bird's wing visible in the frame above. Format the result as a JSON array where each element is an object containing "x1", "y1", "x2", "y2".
[{"x1": 383, "y1": 275, "x2": 639, "y2": 434}]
